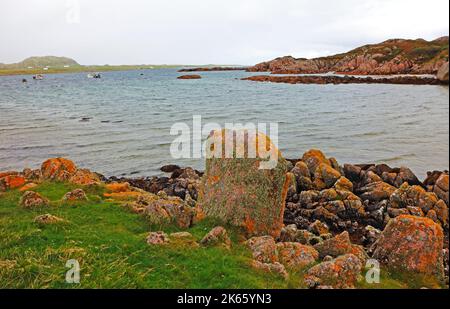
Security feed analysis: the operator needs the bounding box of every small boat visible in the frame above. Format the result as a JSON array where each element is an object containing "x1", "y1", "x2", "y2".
[
  {"x1": 32, "y1": 74, "x2": 44, "y2": 80},
  {"x1": 87, "y1": 73, "x2": 101, "y2": 79}
]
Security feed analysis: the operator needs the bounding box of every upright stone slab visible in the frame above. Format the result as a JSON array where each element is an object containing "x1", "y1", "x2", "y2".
[{"x1": 198, "y1": 129, "x2": 289, "y2": 238}]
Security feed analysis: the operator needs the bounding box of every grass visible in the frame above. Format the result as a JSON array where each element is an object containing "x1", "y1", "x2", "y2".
[{"x1": 0, "y1": 182, "x2": 444, "y2": 289}]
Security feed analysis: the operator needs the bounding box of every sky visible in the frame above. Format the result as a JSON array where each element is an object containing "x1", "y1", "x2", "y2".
[{"x1": 0, "y1": 0, "x2": 449, "y2": 65}]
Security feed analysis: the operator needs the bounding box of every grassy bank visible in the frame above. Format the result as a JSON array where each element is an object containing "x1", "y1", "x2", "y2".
[{"x1": 0, "y1": 182, "x2": 441, "y2": 288}]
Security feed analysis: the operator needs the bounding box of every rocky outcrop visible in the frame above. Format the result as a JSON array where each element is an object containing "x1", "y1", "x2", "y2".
[
  {"x1": 242, "y1": 75, "x2": 444, "y2": 85},
  {"x1": 247, "y1": 37, "x2": 449, "y2": 76},
  {"x1": 199, "y1": 130, "x2": 289, "y2": 238},
  {"x1": 372, "y1": 215, "x2": 444, "y2": 279},
  {"x1": 178, "y1": 67, "x2": 248, "y2": 72},
  {"x1": 177, "y1": 75, "x2": 202, "y2": 80}
]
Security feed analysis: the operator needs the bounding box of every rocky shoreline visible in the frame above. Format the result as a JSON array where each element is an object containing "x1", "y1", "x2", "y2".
[
  {"x1": 242, "y1": 75, "x2": 448, "y2": 85},
  {"x1": 178, "y1": 67, "x2": 249, "y2": 72},
  {"x1": 1, "y1": 148, "x2": 449, "y2": 288}
]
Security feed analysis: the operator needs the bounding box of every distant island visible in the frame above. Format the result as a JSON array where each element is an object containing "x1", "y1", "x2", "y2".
[{"x1": 0, "y1": 56, "x2": 181, "y2": 76}]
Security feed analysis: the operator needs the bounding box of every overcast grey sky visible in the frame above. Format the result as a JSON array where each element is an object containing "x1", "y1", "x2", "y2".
[{"x1": 0, "y1": 0, "x2": 449, "y2": 65}]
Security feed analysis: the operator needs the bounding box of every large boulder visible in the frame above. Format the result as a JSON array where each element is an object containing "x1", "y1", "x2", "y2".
[
  {"x1": 41, "y1": 158, "x2": 100, "y2": 185},
  {"x1": 199, "y1": 130, "x2": 289, "y2": 238},
  {"x1": 372, "y1": 215, "x2": 444, "y2": 279}
]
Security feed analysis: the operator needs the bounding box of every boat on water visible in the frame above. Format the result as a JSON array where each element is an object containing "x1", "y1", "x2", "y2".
[
  {"x1": 32, "y1": 74, "x2": 44, "y2": 80},
  {"x1": 87, "y1": 73, "x2": 101, "y2": 79}
]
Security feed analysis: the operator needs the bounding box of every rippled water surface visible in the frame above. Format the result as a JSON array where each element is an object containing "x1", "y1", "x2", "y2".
[{"x1": 0, "y1": 69, "x2": 448, "y2": 179}]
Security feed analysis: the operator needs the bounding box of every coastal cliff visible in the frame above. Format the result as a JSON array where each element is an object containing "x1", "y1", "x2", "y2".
[{"x1": 247, "y1": 37, "x2": 449, "y2": 75}]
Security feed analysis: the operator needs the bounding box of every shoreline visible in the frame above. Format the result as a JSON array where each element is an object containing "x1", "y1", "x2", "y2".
[{"x1": 242, "y1": 74, "x2": 449, "y2": 85}]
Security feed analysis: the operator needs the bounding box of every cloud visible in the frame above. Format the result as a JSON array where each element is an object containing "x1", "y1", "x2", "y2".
[{"x1": 0, "y1": 0, "x2": 448, "y2": 65}]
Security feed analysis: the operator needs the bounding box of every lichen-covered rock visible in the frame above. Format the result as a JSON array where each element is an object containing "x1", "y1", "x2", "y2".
[
  {"x1": 308, "y1": 220, "x2": 329, "y2": 236},
  {"x1": 432, "y1": 199, "x2": 448, "y2": 228},
  {"x1": 314, "y1": 163, "x2": 341, "y2": 189},
  {"x1": 359, "y1": 181, "x2": 396, "y2": 202},
  {"x1": 372, "y1": 215, "x2": 444, "y2": 279},
  {"x1": 19, "y1": 191, "x2": 49, "y2": 209},
  {"x1": 313, "y1": 231, "x2": 368, "y2": 263},
  {"x1": 302, "y1": 149, "x2": 331, "y2": 174},
  {"x1": 199, "y1": 130, "x2": 289, "y2": 238},
  {"x1": 200, "y1": 226, "x2": 232, "y2": 249},
  {"x1": 276, "y1": 242, "x2": 319, "y2": 270},
  {"x1": 0, "y1": 174, "x2": 26, "y2": 191},
  {"x1": 147, "y1": 231, "x2": 170, "y2": 245},
  {"x1": 278, "y1": 224, "x2": 318, "y2": 245},
  {"x1": 250, "y1": 260, "x2": 288, "y2": 280},
  {"x1": 245, "y1": 236, "x2": 278, "y2": 264},
  {"x1": 142, "y1": 194, "x2": 194, "y2": 229},
  {"x1": 434, "y1": 173, "x2": 449, "y2": 204},
  {"x1": 334, "y1": 176, "x2": 353, "y2": 192},
  {"x1": 41, "y1": 158, "x2": 77, "y2": 181},
  {"x1": 304, "y1": 254, "x2": 362, "y2": 289},
  {"x1": 41, "y1": 158, "x2": 100, "y2": 185},
  {"x1": 390, "y1": 183, "x2": 439, "y2": 213},
  {"x1": 34, "y1": 214, "x2": 64, "y2": 225},
  {"x1": 63, "y1": 189, "x2": 88, "y2": 202}
]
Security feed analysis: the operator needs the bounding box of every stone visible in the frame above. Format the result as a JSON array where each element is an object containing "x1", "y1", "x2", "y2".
[
  {"x1": 147, "y1": 231, "x2": 170, "y2": 245},
  {"x1": 199, "y1": 130, "x2": 289, "y2": 238},
  {"x1": 334, "y1": 177, "x2": 353, "y2": 192},
  {"x1": 343, "y1": 164, "x2": 361, "y2": 182},
  {"x1": 313, "y1": 231, "x2": 368, "y2": 263},
  {"x1": 63, "y1": 189, "x2": 88, "y2": 202},
  {"x1": 41, "y1": 158, "x2": 77, "y2": 181},
  {"x1": 302, "y1": 149, "x2": 331, "y2": 174},
  {"x1": 19, "y1": 191, "x2": 49, "y2": 209},
  {"x1": 308, "y1": 220, "x2": 329, "y2": 236},
  {"x1": 314, "y1": 163, "x2": 341, "y2": 189},
  {"x1": 437, "y1": 61, "x2": 449, "y2": 83},
  {"x1": 0, "y1": 174, "x2": 26, "y2": 191},
  {"x1": 200, "y1": 226, "x2": 232, "y2": 249},
  {"x1": 177, "y1": 74, "x2": 202, "y2": 79},
  {"x1": 432, "y1": 199, "x2": 448, "y2": 228},
  {"x1": 34, "y1": 214, "x2": 64, "y2": 225},
  {"x1": 371, "y1": 215, "x2": 444, "y2": 279},
  {"x1": 304, "y1": 254, "x2": 362, "y2": 289},
  {"x1": 390, "y1": 183, "x2": 438, "y2": 213},
  {"x1": 142, "y1": 194, "x2": 194, "y2": 229},
  {"x1": 245, "y1": 236, "x2": 278, "y2": 264},
  {"x1": 250, "y1": 261, "x2": 288, "y2": 280},
  {"x1": 276, "y1": 242, "x2": 318, "y2": 270},
  {"x1": 359, "y1": 181, "x2": 396, "y2": 202}
]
